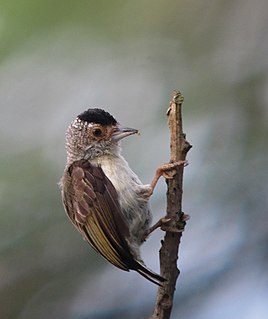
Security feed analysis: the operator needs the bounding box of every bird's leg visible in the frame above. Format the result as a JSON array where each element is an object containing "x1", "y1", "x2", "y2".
[
  {"x1": 140, "y1": 160, "x2": 188, "y2": 199},
  {"x1": 151, "y1": 161, "x2": 188, "y2": 193},
  {"x1": 142, "y1": 213, "x2": 189, "y2": 242},
  {"x1": 140, "y1": 160, "x2": 188, "y2": 241},
  {"x1": 142, "y1": 216, "x2": 172, "y2": 241}
]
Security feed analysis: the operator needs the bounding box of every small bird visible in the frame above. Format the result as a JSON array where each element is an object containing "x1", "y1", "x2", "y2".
[{"x1": 60, "y1": 108, "x2": 182, "y2": 285}]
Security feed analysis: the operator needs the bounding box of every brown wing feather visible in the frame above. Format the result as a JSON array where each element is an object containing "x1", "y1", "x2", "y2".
[{"x1": 61, "y1": 159, "x2": 138, "y2": 271}]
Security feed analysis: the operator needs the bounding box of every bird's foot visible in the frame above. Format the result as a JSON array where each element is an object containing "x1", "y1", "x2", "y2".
[
  {"x1": 142, "y1": 213, "x2": 189, "y2": 241},
  {"x1": 140, "y1": 161, "x2": 188, "y2": 200},
  {"x1": 160, "y1": 212, "x2": 190, "y2": 233},
  {"x1": 156, "y1": 161, "x2": 188, "y2": 180},
  {"x1": 150, "y1": 161, "x2": 188, "y2": 194}
]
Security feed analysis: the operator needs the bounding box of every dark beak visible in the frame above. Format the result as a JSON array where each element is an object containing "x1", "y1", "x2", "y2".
[{"x1": 111, "y1": 126, "x2": 139, "y2": 142}]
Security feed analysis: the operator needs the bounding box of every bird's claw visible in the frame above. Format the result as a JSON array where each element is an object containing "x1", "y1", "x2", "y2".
[
  {"x1": 142, "y1": 213, "x2": 189, "y2": 241},
  {"x1": 156, "y1": 161, "x2": 188, "y2": 180},
  {"x1": 161, "y1": 213, "x2": 189, "y2": 233},
  {"x1": 143, "y1": 161, "x2": 189, "y2": 200}
]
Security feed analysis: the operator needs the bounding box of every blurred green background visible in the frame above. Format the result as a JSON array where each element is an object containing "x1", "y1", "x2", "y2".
[{"x1": 1, "y1": 1, "x2": 268, "y2": 318}]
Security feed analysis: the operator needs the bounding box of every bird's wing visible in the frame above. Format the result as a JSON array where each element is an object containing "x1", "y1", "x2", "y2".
[{"x1": 61, "y1": 159, "x2": 137, "y2": 271}]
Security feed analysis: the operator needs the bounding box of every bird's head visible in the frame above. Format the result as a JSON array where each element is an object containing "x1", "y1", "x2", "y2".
[{"x1": 65, "y1": 108, "x2": 138, "y2": 163}]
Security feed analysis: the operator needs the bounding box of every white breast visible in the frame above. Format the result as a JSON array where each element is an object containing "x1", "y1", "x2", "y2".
[{"x1": 92, "y1": 154, "x2": 142, "y2": 205}]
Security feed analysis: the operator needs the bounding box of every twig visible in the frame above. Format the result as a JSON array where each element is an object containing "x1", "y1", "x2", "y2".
[{"x1": 150, "y1": 91, "x2": 192, "y2": 319}]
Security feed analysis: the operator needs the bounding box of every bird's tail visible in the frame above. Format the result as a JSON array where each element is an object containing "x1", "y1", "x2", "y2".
[{"x1": 136, "y1": 261, "x2": 166, "y2": 286}]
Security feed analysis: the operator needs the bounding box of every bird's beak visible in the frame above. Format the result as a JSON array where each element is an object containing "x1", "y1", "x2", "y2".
[{"x1": 111, "y1": 126, "x2": 139, "y2": 142}]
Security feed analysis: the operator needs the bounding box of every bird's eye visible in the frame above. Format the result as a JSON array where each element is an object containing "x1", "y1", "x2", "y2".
[{"x1": 92, "y1": 128, "x2": 103, "y2": 137}]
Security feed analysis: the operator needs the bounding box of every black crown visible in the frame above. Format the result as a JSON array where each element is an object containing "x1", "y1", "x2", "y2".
[{"x1": 77, "y1": 108, "x2": 117, "y2": 125}]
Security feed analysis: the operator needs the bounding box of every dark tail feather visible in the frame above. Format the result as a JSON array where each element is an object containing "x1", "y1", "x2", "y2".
[{"x1": 136, "y1": 261, "x2": 166, "y2": 286}]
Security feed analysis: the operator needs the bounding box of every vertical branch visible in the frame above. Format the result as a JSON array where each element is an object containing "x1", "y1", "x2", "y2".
[{"x1": 150, "y1": 91, "x2": 192, "y2": 319}]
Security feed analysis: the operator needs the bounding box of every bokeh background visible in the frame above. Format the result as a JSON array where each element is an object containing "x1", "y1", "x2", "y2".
[{"x1": 1, "y1": 1, "x2": 268, "y2": 318}]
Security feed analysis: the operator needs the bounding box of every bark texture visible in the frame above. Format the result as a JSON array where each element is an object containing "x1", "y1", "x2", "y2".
[{"x1": 150, "y1": 91, "x2": 192, "y2": 319}]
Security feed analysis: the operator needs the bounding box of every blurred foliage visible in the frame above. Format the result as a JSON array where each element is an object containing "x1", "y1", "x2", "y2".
[{"x1": 1, "y1": 0, "x2": 268, "y2": 319}]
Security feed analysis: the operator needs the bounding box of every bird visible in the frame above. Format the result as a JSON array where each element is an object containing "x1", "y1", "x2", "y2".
[{"x1": 60, "y1": 108, "x2": 183, "y2": 285}]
